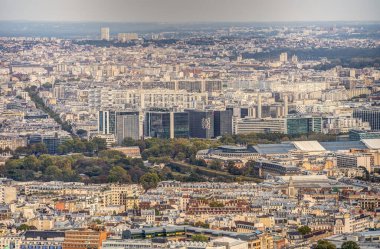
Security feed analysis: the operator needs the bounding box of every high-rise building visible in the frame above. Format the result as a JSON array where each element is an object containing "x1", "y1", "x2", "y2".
[
  {"x1": 99, "y1": 111, "x2": 142, "y2": 143},
  {"x1": 353, "y1": 108, "x2": 380, "y2": 130},
  {"x1": 115, "y1": 111, "x2": 141, "y2": 144},
  {"x1": 257, "y1": 95, "x2": 262, "y2": 118},
  {"x1": 186, "y1": 110, "x2": 214, "y2": 138},
  {"x1": 53, "y1": 84, "x2": 65, "y2": 99},
  {"x1": 291, "y1": 54, "x2": 298, "y2": 64},
  {"x1": 279, "y1": 52, "x2": 288, "y2": 63},
  {"x1": 284, "y1": 95, "x2": 288, "y2": 117},
  {"x1": 214, "y1": 109, "x2": 233, "y2": 137},
  {"x1": 98, "y1": 110, "x2": 116, "y2": 134},
  {"x1": 101, "y1": 27, "x2": 110, "y2": 41},
  {"x1": 145, "y1": 111, "x2": 189, "y2": 139}
]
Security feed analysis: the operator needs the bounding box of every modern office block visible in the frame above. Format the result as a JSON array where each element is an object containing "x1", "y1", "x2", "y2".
[
  {"x1": 214, "y1": 109, "x2": 233, "y2": 137},
  {"x1": 115, "y1": 111, "x2": 140, "y2": 144},
  {"x1": 353, "y1": 108, "x2": 380, "y2": 130},
  {"x1": 286, "y1": 116, "x2": 322, "y2": 135},
  {"x1": 186, "y1": 110, "x2": 214, "y2": 138},
  {"x1": 145, "y1": 111, "x2": 189, "y2": 139}
]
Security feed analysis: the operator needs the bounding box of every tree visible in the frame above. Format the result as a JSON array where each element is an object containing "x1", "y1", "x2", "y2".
[
  {"x1": 341, "y1": 241, "x2": 360, "y2": 249},
  {"x1": 17, "y1": 224, "x2": 37, "y2": 231},
  {"x1": 122, "y1": 137, "x2": 138, "y2": 146},
  {"x1": 76, "y1": 129, "x2": 88, "y2": 137},
  {"x1": 194, "y1": 221, "x2": 210, "y2": 228},
  {"x1": 209, "y1": 160, "x2": 222, "y2": 170},
  {"x1": 41, "y1": 83, "x2": 52, "y2": 89},
  {"x1": 191, "y1": 234, "x2": 208, "y2": 242},
  {"x1": 140, "y1": 172, "x2": 160, "y2": 192},
  {"x1": 108, "y1": 166, "x2": 131, "y2": 183},
  {"x1": 209, "y1": 201, "x2": 224, "y2": 207},
  {"x1": 314, "y1": 240, "x2": 336, "y2": 249},
  {"x1": 91, "y1": 137, "x2": 107, "y2": 151},
  {"x1": 298, "y1": 225, "x2": 312, "y2": 235}
]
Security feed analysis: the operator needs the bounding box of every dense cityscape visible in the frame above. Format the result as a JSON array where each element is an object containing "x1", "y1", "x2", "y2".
[{"x1": 1, "y1": 1, "x2": 380, "y2": 249}]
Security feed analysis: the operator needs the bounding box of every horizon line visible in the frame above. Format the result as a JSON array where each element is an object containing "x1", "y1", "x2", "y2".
[{"x1": 1, "y1": 20, "x2": 380, "y2": 24}]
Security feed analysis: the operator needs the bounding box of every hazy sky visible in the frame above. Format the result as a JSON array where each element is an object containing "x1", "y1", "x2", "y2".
[{"x1": 1, "y1": 0, "x2": 380, "y2": 23}]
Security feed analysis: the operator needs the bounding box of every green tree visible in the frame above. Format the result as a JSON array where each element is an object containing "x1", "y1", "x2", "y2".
[
  {"x1": 108, "y1": 166, "x2": 131, "y2": 183},
  {"x1": 140, "y1": 172, "x2": 160, "y2": 192},
  {"x1": 341, "y1": 241, "x2": 360, "y2": 249},
  {"x1": 209, "y1": 201, "x2": 224, "y2": 207},
  {"x1": 41, "y1": 83, "x2": 52, "y2": 89},
  {"x1": 91, "y1": 137, "x2": 107, "y2": 151},
  {"x1": 17, "y1": 224, "x2": 37, "y2": 231},
  {"x1": 298, "y1": 225, "x2": 312, "y2": 235},
  {"x1": 76, "y1": 129, "x2": 87, "y2": 136},
  {"x1": 30, "y1": 143, "x2": 48, "y2": 154},
  {"x1": 209, "y1": 160, "x2": 222, "y2": 170},
  {"x1": 314, "y1": 240, "x2": 336, "y2": 249},
  {"x1": 122, "y1": 137, "x2": 138, "y2": 146}
]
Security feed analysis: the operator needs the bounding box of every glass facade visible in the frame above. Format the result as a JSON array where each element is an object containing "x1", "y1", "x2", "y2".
[
  {"x1": 187, "y1": 110, "x2": 214, "y2": 138},
  {"x1": 353, "y1": 108, "x2": 380, "y2": 130},
  {"x1": 214, "y1": 110, "x2": 233, "y2": 137},
  {"x1": 115, "y1": 112, "x2": 140, "y2": 143},
  {"x1": 145, "y1": 112, "x2": 171, "y2": 138},
  {"x1": 145, "y1": 111, "x2": 189, "y2": 138},
  {"x1": 173, "y1": 112, "x2": 189, "y2": 138},
  {"x1": 286, "y1": 116, "x2": 322, "y2": 135},
  {"x1": 98, "y1": 110, "x2": 116, "y2": 134}
]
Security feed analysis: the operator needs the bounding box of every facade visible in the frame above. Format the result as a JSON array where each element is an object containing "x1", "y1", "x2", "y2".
[
  {"x1": 333, "y1": 214, "x2": 372, "y2": 234},
  {"x1": 0, "y1": 135, "x2": 26, "y2": 151},
  {"x1": 0, "y1": 185, "x2": 16, "y2": 204},
  {"x1": 99, "y1": 111, "x2": 142, "y2": 144},
  {"x1": 253, "y1": 160, "x2": 301, "y2": 177},
  {"x1": 62, "y1": 230, "x2": 107, "y2": 249},
  {"x1": 214, "y1": 110, "x2": 233, "y2": 137},
  {"x1": 117, "y1": 33, "x2": 138, "y2": 42},
  {"x1": 100, "y1": 27, "x2": 110, "y2": 41},
  {"x1": 28, "y1": 133, "x2": 71, "y2": 154},
  {"x1": 122, "y1": 226, "x2": 261, "y2": 242},
  {"x1": 145, "y1": 111, "x2": 189, "y2": 139},
  {"x1": 336, "y1": 153, "x2": 374, "y2": 172},
  {"x1": 186, "y1": 110, "x2": 214, "y2": 139},
  {"x1": 112, "y1": 147, "x2": 141, "y2": 158},
  {"x1": 286, "y1": 116, "x2": 322, "y2": 135},
  {"x1": 233, "y1": 118, "x2": 286, "y2": 134},
  {"x1": 349, "y1": 130, "x2": 380, "y2": 140},
  {"x1": 115, "y1": 112, "x2": 141, "y2": 144},
  {"x1": 98, "y1": 111, "x2": 116, "y2": 135},
  {"x1": 196, "y1": 145, "x2": 259, "y2": 162},
  {"x1": 353, "y1": 108, "x2": 380, "y2": 130}
]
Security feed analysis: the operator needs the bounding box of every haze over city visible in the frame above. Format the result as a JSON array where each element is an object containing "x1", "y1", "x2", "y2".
[
  {"x1": 1, "y1": 1, "x2": 380, "y2": 249},
  {"x1": 1, "y1": 0, "x2": 380, "y2": 22}
]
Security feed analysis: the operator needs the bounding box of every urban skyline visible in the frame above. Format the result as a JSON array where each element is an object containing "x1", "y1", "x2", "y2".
[{"x1": 1, "y1": 1, "x2": 380, "y2": 249}]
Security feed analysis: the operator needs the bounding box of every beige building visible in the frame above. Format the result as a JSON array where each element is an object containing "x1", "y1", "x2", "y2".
[
  {"x1": 0, "y1": 186, "x2": 16, "y2": 204},
  {"x1": 28, "y1": 218, "x2": 55, "y2": 230},
  {"x1": 334, "y1": 214, "x2": 372, "y2": 234},
  {"x1": 101, "y1": 184, "x2": 142, "y2": 210}
]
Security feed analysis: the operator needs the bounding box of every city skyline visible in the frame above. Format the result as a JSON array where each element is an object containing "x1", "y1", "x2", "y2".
[{"x1": 1, "y1": 0, "x2": 380, "y2": 23}]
